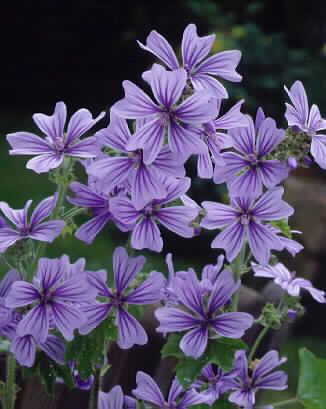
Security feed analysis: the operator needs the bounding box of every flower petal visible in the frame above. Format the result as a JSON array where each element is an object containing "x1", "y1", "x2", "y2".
[
  {"x1": 26, "y1": 152, "x2": 64, "y2": 173},
  {"x1": 66, "y1": 109, "x2": 105, "y2": 145},
  {"x1": 211, "y1": 312, "x2": 253, "y2": 338},
  {"x1": 87, "y1": 156, "x2": 132, "y2": 190},
  {"x1": 196, "y1": 50, "x2": 242, "y2": 82},
  {"x1": 133, "y1": 371, "x2": 166, "y2": 408},
  {"x1": 126, "y1": 271, "x2": 165, "y2": 304},
  {"x1": 5, "y1": 281, "x2": 38, "y2": 308},
  {"x1": 127, "y1": 117, "x2": 165, "y2": 164},
  {"x1": 131, "y1": 217, "x2": 163, "y2": 252},
  {"x1": 182, "y1": 23, "x2": 215, "y2": 68},
  {"x1": 180, "y1": 326, "x2": 208, "y2": 359},
  {"x1": 51, "y1": 301, "x2": 85, "y2": 341},
  {"x1": 29, "y1": 220, "x2": 65, "y2": 242},
  {"x1": 130, "y1": 163, "x2": 166, "y2": 210},
  {"x1": 11, "y1": 335, "x2": 36, "y2": 367},
  {"x1": 138, "y1": 29, "x2": 179, "y2": 69},
  {"x1": 112, "y1": 80, "x2": 159, "y2": 119},
  {"x1": 30, "y1": 194, "x2": 58, "y2": 227},
  {"x1": 201, "y1": 201, "x2": 239, "y2": 229},
  {"x1": 7, "y1": 132, "x2": 52, "y2": 155},
  {"x1": 150, "y1": 64, "x2": 186, "y2": 107},
  {"x1": 79, "y1": 302, "x2": 112, "y2": 335},
  {"x1": 39, "y1": 334, "x2": 65, "y2": 365},
  {"x1": 113, "y1": 246, "x2": 146, "y2": 293},
  {"x1": 156, "y1": 206, "x2": 198, "y2": 238},
  {"x1": 75, "y1": 212, "x2": 112, "y2": 244},
  {"x1": 17, "y1": 305, "x2": 49, "y2": 343},
  {"x1": 155, "y1": 307, "x2": 199, "y2": 333},
  {"x1": 252, "y1": 187, "x2": 293, "y2": 221},
  {"x1": 211, "y1": 221, "x2": 245, "y2": 262},
  {"x1": 116, "y1": 307, "x2": 147, "y2": 349}
]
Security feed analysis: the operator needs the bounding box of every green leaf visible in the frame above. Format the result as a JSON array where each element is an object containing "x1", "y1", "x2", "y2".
[
  {"x1": 162, "y1": 335, "x2": 246, "y2": 388},
  {"x1": 65, "y1": 316, "x2": 117, "y2": 379},
  {"x1": 298, "y1": 348, "x2": 326, "y2": 409},
  {"x1": 270, "y1": 219, "x2": 292, "y2": 238},
  {"x1": 21, "y1": 353, "x2": 74, "y2": 396},
  {"x1": 161, "y1": 333, "x2": 184, "y2": 359},
  {"x1": 193, "y1": 397, "x2": 236, "y2": 408}
]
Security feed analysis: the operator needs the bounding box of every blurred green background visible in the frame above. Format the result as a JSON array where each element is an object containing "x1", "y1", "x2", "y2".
[{"x1": 1, "y1": 1, "x2": 326, "y2": 406}]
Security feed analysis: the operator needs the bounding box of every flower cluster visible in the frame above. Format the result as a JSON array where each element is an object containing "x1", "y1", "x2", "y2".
[{"x1": 0, "y1": 21, "x2": 325, "y2": 409}]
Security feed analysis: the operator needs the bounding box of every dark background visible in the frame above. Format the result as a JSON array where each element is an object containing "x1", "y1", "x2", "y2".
[{"x1": 0, "y1": 1, "x2": 326, "y2": 406}]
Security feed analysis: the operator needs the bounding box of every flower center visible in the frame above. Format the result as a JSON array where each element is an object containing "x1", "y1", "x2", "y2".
[
  {"x1": 246, "y1": 153, "x2": 260, "y2": 168},
  {"x1": 240, "y1": 213, "x2": 251, "y2": 225},
  {"x1": 160, "y1": 110, "x2": 173, "y2": 126}
]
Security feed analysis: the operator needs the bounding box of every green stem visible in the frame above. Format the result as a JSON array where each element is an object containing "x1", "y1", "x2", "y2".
[
  {"x1": 268, "y1": 397, "x2": 302, "y2": 407},
  {"x1": 231, "y1": 245, "x2": 246, "y2": 311},
  {"x1": 3, "y1": 353, "x2": 16, "y2": 409},
  {"x1": 248, "y1": 325, "x2": 269, "y2": 362},
  {"x1": 88, "y1": 368, "x2": 100, "y2": 409}
]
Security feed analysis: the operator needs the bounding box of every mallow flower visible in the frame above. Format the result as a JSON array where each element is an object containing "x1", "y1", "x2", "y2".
[
  {"x1": 112, "y1": 64, "x2": 217, "y2": 163},
  {"x1": 0, "y1": 269, "x2": 21, "y2": 340},
  {"x1": 11, "y1": 333, "x2": 64, "y2": 368},
  {"x1": 192, "y1": 364, "x2": 238, "y2": 406},
  {"x1": 110, "y1": 177, "x2": 199, "y2": 253},
  {"x1": 252, "y1": 262, "x2": 326, "y2": 303},
  {"x1": 7, "y1": 101, "x2": 105, "y2": 173},
  {"x1": 228, "y1": 350, "x2": 288, "y2": 409},
  {"x1": 87, "y1": 112, "x2": 185, "y2": 210},
  {"x1": 68, "y1": 178, "x2": 129, "y2": 244},
  {"x1": 0, "y1": 194, "x2": 65, "y2": 253},
  {"x1": 6, "y1": 257, "x2": 95, "y2": 342},
  {"x1": 80, "y1": 247, "x2": 164, "y2": 349},
  {"x1": 99, "y1": 385, "x2": 136, "y2": 409},
  {"x1": 214, "y1": 109, "x2": 288, "y2": 198},
  {"x1": 133, "y1": 371, "x2": 208, "y2": 408},
  {"x1": 155, "y1": 269, "x2": 253, "y2": 359},
  {"x1": 138, "y1": 23, "x2": 242, "y2": 98},
  {"x1": 284, "y1": 80, "x2": 326, "y2": 169},
  {"x1": 193, "y1": 99, "x2": 248, "y2": 179},
  {"x1": 201, "y1": 187, "x2": 294, "y2": 264}
]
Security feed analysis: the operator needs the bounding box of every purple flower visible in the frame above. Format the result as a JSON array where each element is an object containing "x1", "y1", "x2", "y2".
[
  {"x1": 112, "y1": 64, "x2": 217, "y2": 163},
  {"x1": 155, "y1": 269, "x2": 253, "y2": 359},
  {"x1": 214, "y1": 110, "x2": 288, "y2": 198},
  {"x1": 285, "y1": 81, "x2": 326, "y2": 169},
  {"x1": 252, "y1": 262, "x2": 326, "y2": 303},
  {"x1": 194, "y1": 99, "x2": 248, "y2": 179},
  {"x1": 11, "y1": 333, "x2": 64, "y2": 368},
  {"x1": 68, "y1": 179, "x2": 129, "y2": 244},
  {"x1": 138, "y1": 23, "x2": 242, "y2": 98},
  {"x1": 69, "y1": 362, "x2": 94, "y2": 390},
  {"x1": 5, "y1": 257, "x2": 94, "y2": 342},
  {"x1": 163, "y1": 253, "x2": 225, "y2": 301},
  {"x1": 0, "y1": 269, "x2": 21, "y2": 340},
  {"x1": 228, "y1": 350, "x2": 287, "y2": 409},
  {"x1": 0, "y1": 194, "x2": 65, "y2": 253},
  {"x1": 132, "y1": 371, "x2": 209, "y2": 408},
  {"x1": 192, "y1": 364, "x2": 238, "y2": 406},
  {"x1": 110, "y1": 178, "x2": 199, "y2": 253},
  {"x1": 201, "y1": 187, "x2": 294, "y2": 264},
  {"x1": 99, "y1": 386, "x2": 136, "y2": 409},
  {"x1": 87, "y1": 113, "x2": 185, "y2": 209},
  {"x1": 7, "y1": 102, "x2": 105, "y2": 173},
  {"x1": 80, "y1": 247, "x2": 164, "y2": 349}
]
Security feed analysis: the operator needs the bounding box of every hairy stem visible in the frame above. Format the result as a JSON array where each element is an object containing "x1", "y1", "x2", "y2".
[
  {"x1": 268, "y1": 397, "x2": 302, "y2": 407},
  {"x1": 230, "y1": 244, "x2": 247, "y2": 311},
  {"x1": 248, "y1": 325, "x2": 269, "y2": 362},
  {"x1": 3, "y1": 353, "x2": 16, "y2": 409},
  {"x1": 88, "y1": 368, "x2": 100, "y2": 409}
]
